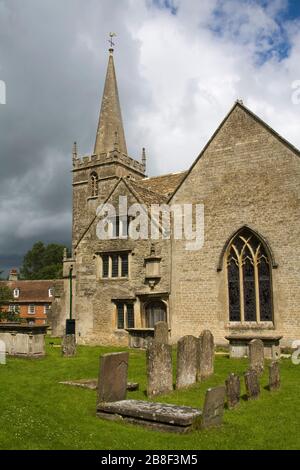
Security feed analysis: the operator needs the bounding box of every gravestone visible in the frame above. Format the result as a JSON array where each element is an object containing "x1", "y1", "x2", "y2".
[
  {"x1": 147, "y1": 342, "x2": 173, "y2": 397},
  {"x1": 225, "y1": 373, "x2": 240, "y2": 409},
  {"x1": 269, "y1": 361, "x2": 280, "y2": 391},
  {"x1": 62, "y1": 334, "x2": 76, "y2": 357},
  {"x1": 244, "y1": 369, "x2": 260, "y2": 400},
  {"x1": 249, "y1": 339, "x2": 264, "y2": 376},
  {"x1": 0, "y1": 339, "x2": 6, "y2": 365},
  {"x1": 154, "y1": 322, "x2": 169, "y2": 344},
  {"x1": 198, "y1": 330, "x2": 214, "y2": 381},
  {"x1": 201, "y1": 386, "x2": 226, "y2": 429},
  {"x1": 97, "y1": 352, "x2": 129, "y2": 403},
  {"x1": 176, "y1": 335, "x2": 198, "y2": 389}
]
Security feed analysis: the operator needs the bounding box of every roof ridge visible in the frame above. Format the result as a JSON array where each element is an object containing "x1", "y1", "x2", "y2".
[
  {"x1": 142, "y1": 170, "x2": 187, "y2": 181},
  {"x1": 128, "y1": 178, "x2": 168, "y2": 198}
]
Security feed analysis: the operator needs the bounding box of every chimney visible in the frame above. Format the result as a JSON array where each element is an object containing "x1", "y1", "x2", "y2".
[{"x1": 9, "y1": 269, "x2": 19, "y2": 281}]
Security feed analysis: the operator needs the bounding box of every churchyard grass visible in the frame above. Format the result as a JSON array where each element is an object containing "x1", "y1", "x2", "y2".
[{"x1": 0, "y1": 338, "x2": 299, "y2": 450}]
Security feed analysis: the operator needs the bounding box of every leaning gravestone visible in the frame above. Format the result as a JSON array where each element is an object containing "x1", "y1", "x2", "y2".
[
  {"x1": 154, "y1": 321, "x2": 169, "y2": 345},
  {"x1": 97, "y1": 352, "x2": 129, "y2": 403},
  {"x1": 198, "y1": 330, "x2": 214, "y2": 381},
  {"x1": 201, "y1": 386, "x2": 226, "y2": 429},
  {"x1": 176, "y1": 336, "x2": 198, "y2": 389},
  {"x1": 147, "y1": 341, "x2": 173, "y2": 397},
  {"x1": 269, "y1": 361, "x2": 280, "y2": 391},
  {"x1": 225, "y1": 373, "x2": 240, "y2": 409},
  {"x1": 249, "y1": 339, "x2": 264, "y2": 376},
  {"x1": 62, "y1": 334, "x2": 76, "y2": 357},
  {"x1": 244, "y1": 369, "x2": 260, "y2": 400}
]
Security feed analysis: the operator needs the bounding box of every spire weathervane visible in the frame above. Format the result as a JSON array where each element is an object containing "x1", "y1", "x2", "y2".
[{"x1": 108, "y1": 32, "x2": 117, "y2": 52}]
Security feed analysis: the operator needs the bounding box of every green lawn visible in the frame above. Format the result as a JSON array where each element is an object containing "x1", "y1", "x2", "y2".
[{"x1": 0, "y1": 338, "x2": 299, "y2": 450}]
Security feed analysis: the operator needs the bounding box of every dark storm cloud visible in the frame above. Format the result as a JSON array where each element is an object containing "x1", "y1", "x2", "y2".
[
  {"x1": 0, "y1": 0, "x2": 149, "y2": 267},
  {"x1": 0, "y1": 0, "x2": 299, "y2": 273}
]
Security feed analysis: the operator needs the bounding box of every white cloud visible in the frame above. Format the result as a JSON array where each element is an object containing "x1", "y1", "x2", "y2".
[
  {"x1": 0, "y1": 0, "x2": 299, "y2": 259},
  {"x1": 125, "y1": 0, "x2": 300, "y2": 174}
]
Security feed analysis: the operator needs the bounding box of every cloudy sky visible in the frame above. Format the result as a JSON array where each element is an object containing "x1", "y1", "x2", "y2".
[{"x1": 0, "y1": 0, "x2": 299, "y2": 273}]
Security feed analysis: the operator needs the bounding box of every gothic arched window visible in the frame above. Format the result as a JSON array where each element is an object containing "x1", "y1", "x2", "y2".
[
  {"x1": 226, "y1": 228, "x2": 273, "y2": 323},
  {"x1": 90, "y1": 172, "x2": 98, "y2": 197}
]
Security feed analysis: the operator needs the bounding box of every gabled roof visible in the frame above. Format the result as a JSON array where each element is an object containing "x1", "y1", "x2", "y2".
[
  {"x1": 168, "y1": 100, "x2": 300, "y2": 202},
  {"x1": 137, "y1": 171, "x2": 188, "y2": 199},
  {"x1": 0, "y1": 280, "x2": 58, "y2": 303}
]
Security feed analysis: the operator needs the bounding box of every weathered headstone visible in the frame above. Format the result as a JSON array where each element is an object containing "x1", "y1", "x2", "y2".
[
  {"x1": 97, "y1": 352, "x2": 129, "y2": 403},
  {"x1": 154, "y1": 321, "x2": 169, "y2": 345},
  {"x1": 0, "y1": 339, "x2": 6, "y2": 365},
  {"x1": 197, "y1": 330, "x2": 214, "y2": 381},
  {"x1": 249, "y1": 339, "x2": 264, "y2": 376},
  {"x1": 147, "y1": 341, "x2": 173, "y2": 397},
  {"x1": 176, "y1": 335, "x2": 198, "y2": 389},
  {"x1": 244, "y1": 369, "x2": 260, "y2": 400},
  {"x1": 225, "y1": 373, "x2": 240, "y2": 409},
  {"x1": 269, "y1": 361, "x2": 280, "y2": 391},
  {"x1": 201, "y1": 386, "x2": 226, "y2": 429},
  {"x1": 62, "y1": 334, "x2": 76, "y2": 357}
]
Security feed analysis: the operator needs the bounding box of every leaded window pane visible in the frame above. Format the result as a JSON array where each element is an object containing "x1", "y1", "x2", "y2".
[
  {"x1": 259, "y1": 258, "x2": 272, "y2": 321},
  {"x1": 102, "y1": 255, "x2": 109, "y2": 278},
  {"x1": 111, "y1": 254, "x2": 119, "y2": 277},
  {"x1": 228, "y1": 260, "x2": 241, "y2": 321},
  {"x1": 127, "y1": 304, "x2": 134, "y2": 328},
  {"x1": 121, "y1": 254, "x2": 128, "y2": 277},
  {"x1": 117, "y1": 304, "x2": 124, "y2": 329},
  {"x1": 243, "y1": 258, "x2": 256, "y2": 321}
]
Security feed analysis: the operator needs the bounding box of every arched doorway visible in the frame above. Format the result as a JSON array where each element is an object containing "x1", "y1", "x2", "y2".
[{"x1": 145, "y1": 300, "x2": 167, "y2": 328}]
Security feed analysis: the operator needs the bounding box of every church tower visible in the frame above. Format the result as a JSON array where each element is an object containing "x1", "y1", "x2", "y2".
[{"x1": 71, "y1": 40, "x2": 146, "y2": 250}]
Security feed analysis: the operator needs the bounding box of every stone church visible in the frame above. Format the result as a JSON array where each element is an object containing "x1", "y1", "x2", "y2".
[{"x1": 52, "y1": 44, "x2": 300, "y2": 353}]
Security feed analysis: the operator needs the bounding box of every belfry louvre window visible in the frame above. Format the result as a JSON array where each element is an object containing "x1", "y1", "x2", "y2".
[
  {"x1": 226, "y1": 229, "x2": 273, "y2": 323},
  {"x1": 90, "y1": 172, "x2": 98, "y2": 197},
  {"x1": 101, "y1": 253, "x2": 129, "y2": 279},
  {"x1": 116, "y1": 302, "x2": 135, "y2": 329}
]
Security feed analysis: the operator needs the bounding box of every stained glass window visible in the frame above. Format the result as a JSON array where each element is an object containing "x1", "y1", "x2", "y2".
[{"x1": 226, "y1": 229, "x2": 273, "y2": 323}]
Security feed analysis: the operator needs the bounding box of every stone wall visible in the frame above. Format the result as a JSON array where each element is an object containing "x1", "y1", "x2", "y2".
[{"x1": 170, "y1": 104, "x2": 300, "y2": 347}]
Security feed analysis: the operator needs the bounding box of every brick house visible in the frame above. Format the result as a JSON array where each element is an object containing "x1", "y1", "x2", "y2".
[
  {"x1": 0, "y1": 269, "x2": 57, "y2": 325},
  {"x1": 52, "y1": 45, "x2": 300, "y2": 351}
]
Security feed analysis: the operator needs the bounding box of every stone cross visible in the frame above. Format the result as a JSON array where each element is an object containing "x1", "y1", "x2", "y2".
[
  {"x1": 97, "y1": 352, "x2": 129, "y2": 403},
  {"x1": 244, "y1": 368, "x2": 260, "y2": 400},
  {"x1": 269, "y1": 361, "x2": 280, "y2": 391},
  {"x1": 62, "y1": 334, "x2": 76, "y2": 357},
  {"x1": 225, "y1": 373, "x2": 240, "y2": 409},
  {"x1": 198, "y1": 330, "x2": 214, "y2": 381},
  {"x1": 147, "y1": 342, "x2": 173, "y2": 397},
  {"x1": 176, "y1": 336, "x2": 198, "y2": 389},
  {"x1": 249, "y1": 339, "x2": 264, "y2": 376},
  {"x1": 154, "y1": 321, "x2": 169, "y2": 345},
  {"x1": 201, "y1": 386, "x2": 226, "y2": 429}
]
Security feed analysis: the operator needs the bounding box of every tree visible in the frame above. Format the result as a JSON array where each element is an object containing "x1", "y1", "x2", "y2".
[
  {"x1": 0, "y1": 285, "x2": 20, "y2": 322},
  {"x1": 20, "y1": 242, "x2": 68, "y2": 280}
]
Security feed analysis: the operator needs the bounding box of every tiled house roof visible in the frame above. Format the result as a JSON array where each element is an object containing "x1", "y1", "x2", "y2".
[{"x1": 0, "y1": 280, "x2": 62, "y2": 303}]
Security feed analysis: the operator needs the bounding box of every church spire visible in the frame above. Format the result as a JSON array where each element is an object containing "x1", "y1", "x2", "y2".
[{"x1": 94, "y1": 35, "x2": 128, "y2": 155}]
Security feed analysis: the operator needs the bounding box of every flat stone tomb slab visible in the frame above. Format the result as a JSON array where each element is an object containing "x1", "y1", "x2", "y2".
[
  {"x1": 97, "y1": 399, "x2": 202, "y2": 433},
  {"x1": 60, "y1": 379, "x2": 139, "y2": 391}
]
